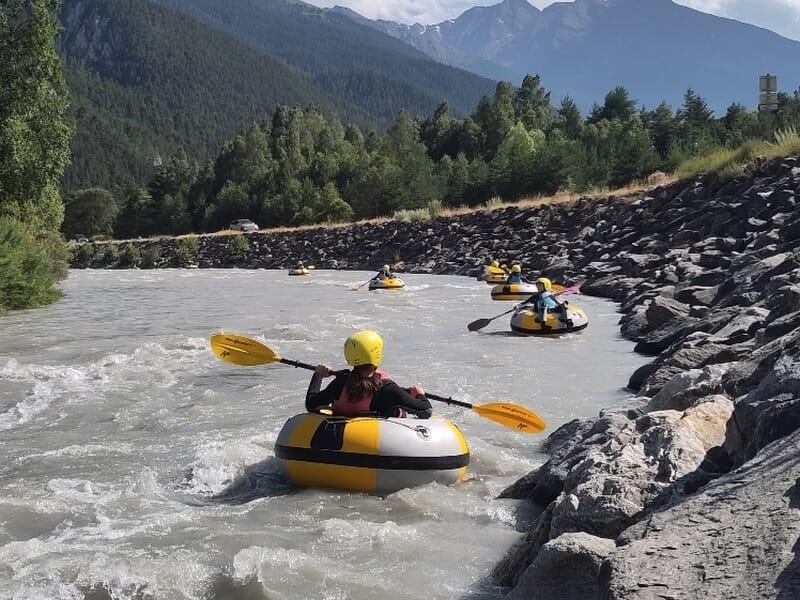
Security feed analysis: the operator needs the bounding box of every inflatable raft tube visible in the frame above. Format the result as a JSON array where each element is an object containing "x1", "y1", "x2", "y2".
[
  {"x1": 274, "y1": 413, "x2": 469, "y2": 493},
  {"x1": 510, "y1": 303, "x2": 589, "y2": 335}
]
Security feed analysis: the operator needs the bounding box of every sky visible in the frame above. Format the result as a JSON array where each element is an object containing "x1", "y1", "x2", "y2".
[{"x1": 305, "y1": 0, "x2": 800, "y2": 42}]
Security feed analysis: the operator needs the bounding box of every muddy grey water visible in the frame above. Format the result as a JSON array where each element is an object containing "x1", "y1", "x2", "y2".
[{"x1": 0, "y1": 269, "x2": 649, "y2": 599}]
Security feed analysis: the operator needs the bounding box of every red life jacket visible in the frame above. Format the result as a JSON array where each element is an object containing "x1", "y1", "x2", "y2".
[{"x1": 331, "y1": 370, "x2": 390, "y2": 417}]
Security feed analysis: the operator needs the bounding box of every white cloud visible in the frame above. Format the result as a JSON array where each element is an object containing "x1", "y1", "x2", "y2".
[
  {"x1": 305, "y1": 0, "x2": 800, "y2": 40},
  {"x1": 308, "y1": 1, "x2": 481, "y2": 24},
  {"x1": 674, "y1": 0, "x2": 800, "y2": 40}
]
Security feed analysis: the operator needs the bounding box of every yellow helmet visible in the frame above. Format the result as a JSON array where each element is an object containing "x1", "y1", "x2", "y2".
[
  {"x1": 511, "y1": 264, "x2": 521, "y2": 273},
  {"x1": 344, "y1": 330, "x2": 383, "y2": 367},
  {"x1": 536, "y1": 277, "x2": 552, "y2": 291},
  {"x1": 491, "y1": 260, "x2": 499, "y2": 267}
]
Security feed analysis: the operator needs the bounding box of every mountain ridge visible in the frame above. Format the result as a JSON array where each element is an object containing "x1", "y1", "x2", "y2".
[
  {"x1": 148, "y1": 0, "x2": 498, "y2": 120},
  {"x1": 58, "y1": 0, "x2": 500, "y2": 192},
  {"x1": 344, "y1": 0, "x2": 800, "y2": 111}
]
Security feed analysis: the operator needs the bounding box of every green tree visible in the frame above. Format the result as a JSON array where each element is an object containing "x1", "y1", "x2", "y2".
[
  {"x1": 678, "y1": 89, "x2": 714, "y2": 128},
  {"x1": 454, "y1": 117, "x2": 484, "y2": 160},
  {"x1": 343, "y1": 153, "x2": 401, "y2": 218},
  {"x1": 441, "y1": 153, "x2": 471, "y2": 207},
  {"x1": 213, "y1": 125, "x2": 274, "y2": 190},
  {"x1": 211, "y1": 182, "x2": 252, "y2": 229},
  {"x1": 381, "y1": 111, "x2": 440, "y2": 210},
  {"x1": 644, "y1": 102, "x2": 678, "y2": 158},
  {"x1": 477, "y1": 83, "x2": 516, "y2": 158},
  {"x1": 149, "y1": 150, "x2": 196, "y2": 234},
  {"x1": 677, "y1": 89, "x2": 720, "y2": 154},
  {"x1": 315, "y1": 182, "x2": 353, "y2": 223},
  {"x1": 463, "y1": 157, "x2": 492, "y2": 206},
  {"x1": 553, "y1": 97, "x2": 583, "y2": 140},
  {"x1": 528, "y1": 132, "x2": 570, "y2": 194},
  {"x1": 0, "y1": 0, "x2": 72, "y2": 233},
  {"x1": 490, "y1": 122, "x2": 542, "y2": 200},
  {"x1": 609, "y1": 119, "x2": 660, "y2": 187},
  {"x1": 62, "y1": 188, "x2": 118, "y2": 238},
  {"x1": 722, "y1": 103, "x2": 758, "y2": 146},
  {"x1": 421, "y1": 101, "x2": 459, "y2": 161},
  {"x1": 513, "y1": 75, "x2": 553, "y2": 132},
  {"x1": 271, "y1": 105, "x2": 307, "y2": 174},
  {"x1": 115, "y1": 185, "x2": 154, "y2": 239},
  {"x1": 588, "y1": 86, "x2": 637, "y2": 123},
  {"x1": 774, "y1": 90, "x2": 800, "y2": 131},
  {"x1": 0, "y1": 217, "x2": 61, "y2": 313}
]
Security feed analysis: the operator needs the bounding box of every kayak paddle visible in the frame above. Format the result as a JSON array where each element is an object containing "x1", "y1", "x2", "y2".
[{"x1": 209, "y1": 333, "x2": 546, "y2": 433}]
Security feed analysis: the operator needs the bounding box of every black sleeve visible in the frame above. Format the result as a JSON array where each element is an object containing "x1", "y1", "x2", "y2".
[
  {"x1": 305, "y1": 373, "x2": 347, "y2": 413},
  {"x1": 372, "y1": 381, "x2": 433, "y2": 419}
]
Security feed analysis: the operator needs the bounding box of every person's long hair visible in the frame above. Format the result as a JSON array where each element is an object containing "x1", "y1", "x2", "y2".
[{"x1": 344, "y1": 364, "x2": 381, "y2": 401}]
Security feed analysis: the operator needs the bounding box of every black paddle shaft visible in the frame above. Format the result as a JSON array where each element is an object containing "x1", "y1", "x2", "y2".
[
  {"x1": 279, "y1": 356, "x2": 472, "y2": 408},
  {"x1": 426, "y1": 392, "x2": 472, "y2": 409},
  {"x1": 279, "y1": 357, "x2": 348, "y2": 376}
]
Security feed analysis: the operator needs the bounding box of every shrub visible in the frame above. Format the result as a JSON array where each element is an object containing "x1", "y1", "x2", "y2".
[
  {"x1": 674, "y1": 133, "x2": 800, "y2": 182},
  {"x1": 77, "y1": 243, "x2": 95, "y2": 261},
  {"x1": 427, "y1": 199, "x2": 444, "y2": 219},
  {"x1": 118, "y1": 244, "x2": 141, "y2": 267},
  {"x1": 0, "y1": 217, "x2": 62, "y2": 313},
  {"x1": 773, "y1": 126, "x2": 800, "y2": 148},
  {"x1": 38, "y1": 231, "x2": 69, "y2": 281},
  {"x1": 393, "y1": 207, "x2": 430, "y2": 222},
  {"x1": 140, "y1": 245, "x2": 161, "y2": 269},
  {"x1": 484, "y1": 196, "x2": 503, "y2": 209},
  {"x1": 176, "y1": 237, "x2": 199, "y2": 267},
  {"x1": 100, "y1": 244, "x2": 119, "y2": 266},
  {"x1": 227, "y1": 235, "x2": 250, "y2": 261}
]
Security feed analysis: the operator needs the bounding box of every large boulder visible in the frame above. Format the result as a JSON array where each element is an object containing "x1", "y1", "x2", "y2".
[
  {"x1": 505, "y1": 533, "x2": 615, "y2": 600},
  {"x1": 606, "y1": 430, "x2": 800, "y2": 600}
]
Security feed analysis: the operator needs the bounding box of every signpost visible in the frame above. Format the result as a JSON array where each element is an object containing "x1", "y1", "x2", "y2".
[{"x1": 759, "y1": 74, "x2": 778, "y2": 112}]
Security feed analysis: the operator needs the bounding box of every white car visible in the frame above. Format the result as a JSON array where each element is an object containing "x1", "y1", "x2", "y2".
[{"x1": 229, "y1": 219, "x2": 259, "y2": 232}]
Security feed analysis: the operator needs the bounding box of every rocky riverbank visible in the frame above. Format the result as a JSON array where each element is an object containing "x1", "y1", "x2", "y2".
[{"x1": 70, "y1": 156, "x2": 800, "y2": 598}]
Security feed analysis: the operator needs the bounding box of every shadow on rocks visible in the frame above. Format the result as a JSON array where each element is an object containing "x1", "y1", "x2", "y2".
[{"x1": 776, "y1": 477, "x2": 800, "y2": 599}]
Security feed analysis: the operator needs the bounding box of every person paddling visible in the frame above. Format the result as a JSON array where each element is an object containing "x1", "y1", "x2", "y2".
[
  {"x1": 306, "y1": 330, "x2": 432, "y2": 419},
  {"x1": 507, "y1": 264, "x2": 523, "y2": 284},
  {"x1": 372, "y1": 264, "x2": 394, "y2": 281},
  {"x1": 520, "y1": 277, "x2": 559, "y2": 330}
]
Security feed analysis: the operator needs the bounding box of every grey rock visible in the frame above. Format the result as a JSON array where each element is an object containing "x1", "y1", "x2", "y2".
[
  {"x1": 505, "y1": 533, "x2": 615, "y2": 600},
  {"x1": 607, "y1": 430, "x2": 800, "y2": 600}
]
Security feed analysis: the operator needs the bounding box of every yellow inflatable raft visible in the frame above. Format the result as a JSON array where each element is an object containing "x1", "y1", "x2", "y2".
[
  {"x1": 368, "y1": 277, "x2": 405, "y2": 290},
  {"x1": 480, "y1": 265, "x2": 508, "y2": 284},
  {"x1": 510, "y1": 302, "x2": 589, "y2": 335},
  {"x1": 274, "y1": 413, "x2": 469, "y2": 493},
  {"x1": 491, "y1": 282, "x2": 539, "y2": 301},
  {"x1": 484, "y1": 273, "x2": 508, "y2": 284},
  {"x1": 288, "y1": 268, "x2": 310, "y2": 276}
]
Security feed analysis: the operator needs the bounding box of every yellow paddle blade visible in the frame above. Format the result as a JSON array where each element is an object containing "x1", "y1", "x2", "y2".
[
  {"x1": 209, "y1": 333, "x2": 280, "y2": 366},
  {"x1": 472, "y1": 402, "x2": 546, "y2": 433}
]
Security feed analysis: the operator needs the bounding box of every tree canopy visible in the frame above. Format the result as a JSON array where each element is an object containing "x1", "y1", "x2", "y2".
[
  {"x1": 81, "y1": 79, "x2": 793, "y2": 240},
  {"x1": 0, "y1": 0, "x2": 70, "y2": 311}
]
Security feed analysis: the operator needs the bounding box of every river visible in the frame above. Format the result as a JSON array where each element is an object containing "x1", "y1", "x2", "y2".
[{"x1": 0, "y1": 269, "x2": 649, "y2": 599}]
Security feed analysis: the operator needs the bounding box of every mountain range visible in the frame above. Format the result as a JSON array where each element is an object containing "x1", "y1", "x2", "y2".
[
  {"x1": 148, "y1": 0, "x2": 496, "y2": 121},
  {"x1": 58, "y1": 0, "x2": 800, "y2": 193},
  {"x1": 338, "y1": 0, "x2": 800, "y2": 112},
  {"x1": 58, "y1": 0, "x2": 496, "y2": 191}
]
